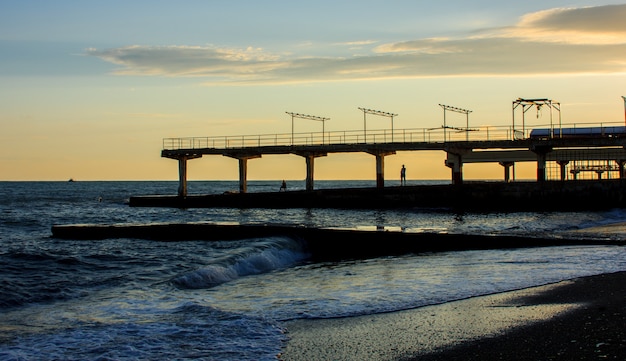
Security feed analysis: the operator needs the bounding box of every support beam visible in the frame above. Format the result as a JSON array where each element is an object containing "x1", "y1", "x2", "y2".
[
  {"x1": 178, "y1": 158, "x2": 188, "y2": 197},
  {"x1": 445, "y1": 147, "x2": 471, "y2": 185},
  {"x1": 238, "y1": 158, "x2": 248, "y2": 193},
  {"x1": 557, "y1": 160, "x2": 569, "y2": 181},
  {"x1": 617, "y1": 160, "x2": 626, "y2": 179},
  {"x1": 294, "y1": 152, "x2": 327, "y2": 191},
  {"x1": 305, "y1": 156, "x2": 315, "y2": 191},
  {"x1": 224, "y1": 153, "x2": 262, "y2": 193},
  {"x1": 366, "y1": 150, "x2": 396, "y2": 188},
  {"x1": 499, "y1": 161, "x2": 514, "y2": 183},
  {"x1": 531, "y1": 146, "x2": 552, "y2": 183},
  {"x1": 445, "y1": 154, "x2": 463, "y2": 185},
  {"x1": 537, "y1": 153, "x2": 547, "y2": 182},
  {"x1": 170, "y1": 154, "x2": 202, "y2": 197},
  {"x1": 375, "y1": 154, "x2": 385, "y2": 188}
]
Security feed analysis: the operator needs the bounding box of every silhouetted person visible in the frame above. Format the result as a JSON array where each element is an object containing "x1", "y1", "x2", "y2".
[
  {"x1": 401, "y1": 165, "x2": 406, "y2": 186},
  {"x1": 280, "y1": 180, "x2": 287, "y2": 192}
]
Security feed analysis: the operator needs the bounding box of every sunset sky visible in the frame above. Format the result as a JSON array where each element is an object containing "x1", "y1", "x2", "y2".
[{"x1": 2, "y1": 1, "x2": 626, "y2": 182}]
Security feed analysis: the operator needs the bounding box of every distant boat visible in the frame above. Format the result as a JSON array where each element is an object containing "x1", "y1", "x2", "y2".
[{"x1": 68, "y1": 178, "x2": 75, "y2": 182}]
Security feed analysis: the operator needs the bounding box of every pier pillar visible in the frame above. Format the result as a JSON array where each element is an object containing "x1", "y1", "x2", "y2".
[
  {"x1": 617, "y1": 160, "x2": 626, "y2": 179},
  {"x1": 294, "y1": 152, "x2": 327, "y2": 191},
  {"x1": 499, "y1": 161, "x2": 514, "y2": 183},
  {"x1": 557, "y1": 160, "x2": 569, "y2": 181},
  {"x1": 595, "y1": 170, "x2": 604, "y2": 180},
  {"x1": 167, "y1": 154, "x2": 201, "y2": 197},
  {"x1": 178, "y1": 158, "x2": 188, "y2": 197},
  {"x1": 225, "y1": 153, "x2": 262, "y2": 193},
  {"x1": 366, "y1": 150, "x2": 396, "y2": 188},
  {"x1": 238, "y1": 159, "x2": 248, "y2": 193},
  {"x1": 532, "y1": 146, "x2": 552, "y2": 183},
  {"x1": 305, "y1": 156, "x2": 315, "y2": 191},
  {"x1": 537, "y1": 154, "x2": 546, "y2": 182},
  {"x1": 445, "y1": 148, "x2": 470, "y2": 185},
  {"x1": 445, "y1": 154, "x2": 463, "y2": 185}
]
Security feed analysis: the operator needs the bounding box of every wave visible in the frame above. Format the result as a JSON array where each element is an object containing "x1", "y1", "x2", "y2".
[{"x1": 171, "y1": 236, "x2": 309, "y2": 289}]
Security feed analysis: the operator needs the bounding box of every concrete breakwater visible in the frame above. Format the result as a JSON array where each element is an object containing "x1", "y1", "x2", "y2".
[
  {"x1": 129, "y1": 180, "x2": 626, "y2": 211},
  {"x1": 51, "y1": 222, "x2": 624, "y2": 261}
]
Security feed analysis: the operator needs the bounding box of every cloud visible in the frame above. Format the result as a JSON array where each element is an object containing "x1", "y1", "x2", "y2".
[
  {"x1": 86, "y1": 5, "x2": 626, "y2": 84},
  {"x1": 495, "y1": 4, "x2": 626, "y2": 45}
]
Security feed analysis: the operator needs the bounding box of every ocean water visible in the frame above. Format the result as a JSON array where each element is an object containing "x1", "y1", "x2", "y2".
[{"x1": 1, "y1": 180, "x2": 626, "y2": 360}]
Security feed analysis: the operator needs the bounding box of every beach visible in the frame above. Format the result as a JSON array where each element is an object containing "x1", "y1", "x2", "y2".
[{"x1": 280, "y1": 271, "x2": 626, "y2": 360}]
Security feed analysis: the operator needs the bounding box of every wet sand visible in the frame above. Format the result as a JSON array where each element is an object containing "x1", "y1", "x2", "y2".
[{"x1": 280, "y1": 271, "x2": 626, "y2": 360}]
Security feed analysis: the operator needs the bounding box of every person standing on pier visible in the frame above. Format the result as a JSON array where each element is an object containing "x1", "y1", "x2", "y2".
[
  {"x1": 280, "y1": 180, "x2": 287, "y2": 192},
  {"x1": 401, "y1": 165, "x2": 406, "y2": 186}
]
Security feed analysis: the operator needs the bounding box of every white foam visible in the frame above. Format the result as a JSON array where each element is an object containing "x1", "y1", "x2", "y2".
[{"x1": 172, "y1": 237, "x2": 309, "y2": 289}]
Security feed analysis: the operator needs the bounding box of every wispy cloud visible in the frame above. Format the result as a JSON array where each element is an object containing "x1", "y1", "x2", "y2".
[{"x1": 86, "y1": 5, "x2": 626, "y2": 84}]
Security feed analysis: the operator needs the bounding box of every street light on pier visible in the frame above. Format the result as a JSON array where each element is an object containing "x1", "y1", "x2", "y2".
[
  {"x1": 622, "y1": 96, "x2": 626, "y2": 125},
  {"x1": 439, "y1": 104, "x2": 473, "y2": 142},
  {"x1": 286, "y1": 112, "x2": 330, "y2": 145},
  {"x1": 512, "y1": 98, "x2": 561, "y2": 139},
  {"x1": 358, "y1": 107, "x2": 398, "y2": 143}
]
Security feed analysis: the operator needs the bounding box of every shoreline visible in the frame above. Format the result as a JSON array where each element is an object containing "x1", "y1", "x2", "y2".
[{"x1": 279, "y1": 271, "x2": 626, "y2": 360}]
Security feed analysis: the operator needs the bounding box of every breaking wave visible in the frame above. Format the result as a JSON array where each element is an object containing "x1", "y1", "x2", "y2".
[{"x1": 171, "y1": 236, "x2": 309, "y2": 289}]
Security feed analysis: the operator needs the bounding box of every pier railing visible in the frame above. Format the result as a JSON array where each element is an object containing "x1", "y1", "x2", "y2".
[{"x1": 162, "y1": 122, "x2": 625, "y2": 150}]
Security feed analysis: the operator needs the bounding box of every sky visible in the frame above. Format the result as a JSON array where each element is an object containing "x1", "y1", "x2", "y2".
[{"x1": 1, "y1": 0, "x2": 626, "y2": 182}]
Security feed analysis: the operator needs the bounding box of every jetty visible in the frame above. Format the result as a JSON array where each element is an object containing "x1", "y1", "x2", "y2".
[
  {"x1": 131, "y1": 98, "x2": 626, "y2": 210},
  {"x1": 50, "y1": 222, "x2": 626, "y2": 261}
]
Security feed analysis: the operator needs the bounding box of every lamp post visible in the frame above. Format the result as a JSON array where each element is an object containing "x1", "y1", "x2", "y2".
[
  {"x1": 438, "y1": 104, "x2": 472, "y2": 142},
  {"x1": 286, "y1": 112, "x2": 329, "y2": 145},
  {"x1": 358, "y1": 107, "x2": 398, "y2": 143},
  {"x1": 622, "y1": 96, "x2": 626, "y2": 125},
  {"x1": 512, "y1": 98, "x2": 561, "y2": 139}
]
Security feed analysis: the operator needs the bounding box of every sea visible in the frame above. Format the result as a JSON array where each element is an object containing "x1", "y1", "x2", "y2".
[{"x1": 1, "y1": 180, "x2": 626, "y2": 360}]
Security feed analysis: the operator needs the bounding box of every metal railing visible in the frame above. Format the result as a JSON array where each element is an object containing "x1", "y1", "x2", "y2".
[{"x1": 162, "y1": 121, "x2": 625, "y2": 150}]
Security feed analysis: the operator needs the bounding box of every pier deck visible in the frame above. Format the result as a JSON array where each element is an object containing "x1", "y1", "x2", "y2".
[{"x1": 160, "y1": 123, "x2": 626, "y2": 197}]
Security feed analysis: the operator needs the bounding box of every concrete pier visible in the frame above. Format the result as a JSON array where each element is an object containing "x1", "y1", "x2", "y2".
[
  {"x1": 51, "y1": 222, "x2": 625, "y2": 261},
  {"x1": 162, "y1": 126, "x2": 626, "y2": 194},
  {"x1": 130, "y1": 180, "x2": 626, "y2": 212}
]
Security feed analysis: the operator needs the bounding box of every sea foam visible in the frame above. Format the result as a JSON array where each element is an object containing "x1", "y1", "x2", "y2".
[{"x1": 171, "y1": 236, "x2": 309, "y2": 289}]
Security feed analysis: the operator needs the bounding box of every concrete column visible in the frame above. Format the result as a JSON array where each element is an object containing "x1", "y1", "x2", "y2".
[
  {"x1": 294, "y1": 152, "x2": 327, "y2": 191},
  {"x1": 375, "y1": 154, "x2": 385, "y2": 188},
  {"x1": 557, "y1": 160, "x2": 569, "y2": 181},
  {"x1": 499, "y1": 161, "x2": 514, "y2": 183},
  {"x1": 171, "y1": 154, "x2": 202, "y2": 197},
  {"x1": 224, "y1": 153, "x2": 261, "y2": 194},
  {"x1": 445, "y1": 153, "x2": 463, "y2": 185},
  {"x1": 305, "y1": 155, "x2": 315, "y2": 191},
  {"x1": 238, "y1": 158, "x2": 248, "y2": 193},
  {"x1": 531, "y1": 146, "x2": 551, "y2": 183},
  {"x1": 537, "y1": 153, "x2": 546, "y2": 182},
  {"x1": 178, "y1": 157, "x2": 188, "y2": 197},
  {"x1": 445, "y1": 147, "x2": 471, "y2": 185},
  {"x1": 452, "y1": 156, "x2": 463, "y2": 185},
  {"x1": 366, "y1": 150, "x2": 395, "y2": 189},
  {"x1": 617, "y1": 160, "x2": 626, "y2": 179}
]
